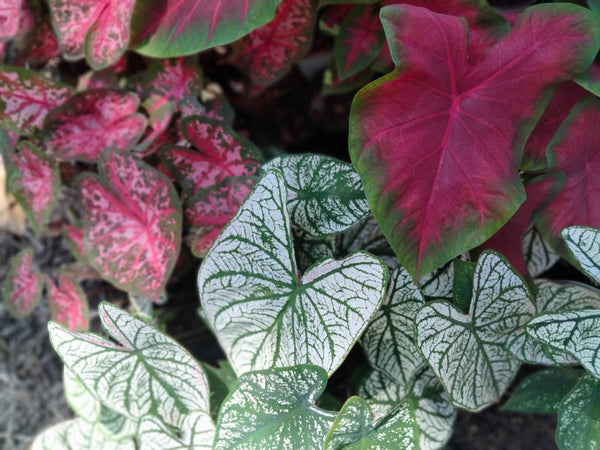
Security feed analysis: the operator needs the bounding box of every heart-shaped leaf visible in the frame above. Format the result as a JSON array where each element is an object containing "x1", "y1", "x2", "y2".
[
  {"x1": 46, "y1": 274, "x2": 89, "y2": 331},
  {"x1": 561, "y1": 226, "x2": 600, "y2": 283},
  {"x1": 142, "y1": 58, "x2": 203, "y2": 105},
  {"x1": 3, "y1": 247, "x2": 43, "y2": 318},
  {"x1": 130, "y1": 0, "x2": 282, "y2": 58},
  {"x1": 262, "y1": 154, "x2": 370, "y2": 236},
  {"x1": 49, "y1": 302, "x2": 211, "y2": 427},
  {"x1": 47, "y1": 0, "x2": 135, "y2": 69},
  {"x1": 415, "y1": 251, "x2": 534, "y2": 411},
  {"x1": 213, "y1": 365, "x2": 336, "y2": 449},
  {"x1": 0, "y1": 66, "x2": 72, "y2": 135},
  {"x1": 78, "y1": 149, "x2": 182, "y2": 303},
  {"x1": 522, "y1": 227, "x2": 560, "y2": 278},
  {"x1": 138, "y1": 412, "x2": 215, "y2": 449},
  {"x1": 44, "y1": 89, "x2": 147, "y2": 162},
  {"x1": 198, "y1": 170, "x2": 387, "y2": 376},
  {"x1": 349, "y1": 4, "x2": 600, "y2": 279}
]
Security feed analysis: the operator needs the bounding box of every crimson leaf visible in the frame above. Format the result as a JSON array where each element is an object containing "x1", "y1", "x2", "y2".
[
  {"x1": 349, "y1": 4, "x2": 600, "y2": 279},
  {"x1": 78, "y1": 149, "x2": 182, "y2": 303},
  {"x1": 3, "y1": 248, "x2": 43, "y2": 318}
]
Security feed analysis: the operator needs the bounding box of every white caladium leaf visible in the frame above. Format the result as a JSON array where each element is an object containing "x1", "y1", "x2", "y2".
[
  {"x1": 418, "y1": 260, "x2": 457, "y2": 301},
  {"x1": 523, "y1": 226, "x2": 559, "y2": 277},
  {"x1": 294, "y1": 231, "x2": 336, "y2": 275},
  {"x1": 324, "y1": 396, "x2": 418, "y2": 450},
  {"x1": 3, "y1": 247, "x2": 43, "y2": 318},
  {"x1": 507, "y1": 280, "x2": 600, "y2": 365},
  {"x1": 198, "y1": 170, "x2": 387, "y2": 376},
  {"x1": 527, "y1": 308, "x2": 600, "y2": 378},
  {"x1": 361, "y1": 266, "x2": 426, "y2": 397},
  {"x1": 138, "y1": 412, "x2": 215, "y2": 449},
  {"x1": 561, "y1": 226, "x2": 600, "y2": 283},
  {"x1": 261, "y1": 154, "x2": 370, "y2": 236},
  {"x1": 557, "y1": 373, "x2": 600, "y2": 450},
  {"x1": 213, "y1": 365, "x2": 336, "y2": 449},
  {"x1": 415, "y1": 251, "x2": 534, "y2": 411},
  {"x1": 48, "y1": 302, "x2": 211, "y2": 428}
]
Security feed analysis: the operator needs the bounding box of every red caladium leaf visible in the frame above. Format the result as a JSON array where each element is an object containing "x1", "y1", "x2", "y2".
[
  {"x1": 349, "y1": 4, "x2": 600, "y2": 279},
  {"x1": 135, "y1": 95, "x2": 175, "y2": 155},
  {"x1": 535, "y1": 98, "x2": 600, "y2": 261},
  {"x1": 334, "y1": 5, "x2": 384, "y2": 81},
  {"x1": 186, "y1": 176, "x2": 255, "y2": 257},
  {"x1": 44, "y1": 89, "x2": 147, "y2": 162},
  {"x1": 160, "y1": 116, "x2": 262, "y2": 197},
  {"x1": 479, "y1": 173, "x2": 564, "y2": 279},
  {"x1": 46, "y1": 274, "x2": 89, "y2": 331},
  {"x1": 47, "y1": 0, "x2": 135, "y2": 70},
  {"x1": 236, "y1": 0, "x2": 317, "y2": 85},
  {"x1": 130, "y1": 0, "x2": 282, "y2": 58},
  {"x1": 78, "y1": 149, "x2": 182, "y2": 302},
  {"x1": 15, "y1": 19, "x2": 61, "y2": 66},
  {"x1": 0, "y1": 66, "x2": 72, "y2": 136},
  {"x1": 3, "y1": 248, "x2": 43, "y2": 318},
  {"x1": 0, "y1": 0, "x2": 21, "y2": 41},
  {"x1": 4, "y1": 141, "x2": 60, "y2": 236},
  {"x1": 143, "y1": 58, "x2": 203, "y2": 106}
]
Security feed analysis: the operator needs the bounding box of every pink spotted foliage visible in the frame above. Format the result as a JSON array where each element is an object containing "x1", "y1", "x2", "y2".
[
  {"x1": 46, "y1": 274, "x2": 89, "y2": 331},
  {"x1": 135, "y1": 95, "x2": 175, "y2": 155},
  {"x1": 15, "y1": 20, "x2": 61, "y2": 66},
  {"x1": 63, "y1": 223, "x2": 86, "y2": 263},
  {"x1": 44, "y1": 89, "x2": 147, "y2": 162},
  {"x1": 78, "y1": 149, "x2": 182, "y2": 302},
  {"x1": 143, "y1": 58, "x2": 203, "y2": 105},
  {"x1": 3, "y1": 248, "x2": 43, "y2": 318},
  {"x1": 0, "y1": 0, "x2": 21, "y2": 41}
]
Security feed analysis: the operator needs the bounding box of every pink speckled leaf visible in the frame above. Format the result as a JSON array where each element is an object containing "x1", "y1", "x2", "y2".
[
  {"x1": 160, "y1": 116, "x2": 262, "y2": 197},
  {"x1": 186, "y1": 176, "x2": 255, "y2": 257},
  {"x1": 47, "y1": 0, "x2": 135, "y2": 70},
  {"x1": 4, "y1": 141, "x2": 60, "y2": 236},
  {"x1": 15, "y1": 19, "x2": 61, "y2": 66},
  {"x1": 349, "y1": 4, "x2": 600, "y2": 279},
  {"x1": 44, "y1": 89, "x2": 147, "y2": 163},
  {"x1": 46, "y1": 274, "x2": 89, "y2": 331},
  {"x1": 0, "y1": 0, "x2": 21, "y2": 41},
  {"x1": 79, "y1": 149, "x2": 182, "y2": 302},
  {"x1": 63, "y1": 223, "x2": 86, "y2": 263},
  {"x1": 0, "y1": 66, "x2": 72, "y2": 136},
  {"x1": 135, "y1": 95, "x2": 175, "y2": 155},
  {"x1": 237, "y1": 0, "x2": 316, "y2": 85},
  {"x1": 3, "y1": 248, "x2": 43, "y2": 318},
  {"x1": 143, "y1": 58, "x2": 202, "y2": 105}
]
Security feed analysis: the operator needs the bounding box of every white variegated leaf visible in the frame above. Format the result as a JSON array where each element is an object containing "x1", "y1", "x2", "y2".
[
  {"x1": 214, "y1": 365, "x2": 336, "y2": 449},
  {"x1": 361, "y1": 266, "x2": 426, "y2": 396},
  {"x1": 338, "y1": 214, "x2": 399, "y2": 268},
  {"x1": 261, "y1": 154, "x2": 370, "y2": 236},
  {"x1": 557, "y1": 374, "x2": 600, "y2": 449},
  {"x1": 561, "y1": 226, "x2": 600, "y2": 283},
  {"x1": 323, "y1": 396, "x2": 418, "y2": 450},
  {"x1": 48, "y1": 302, "x2": 210, "y2": 427},
  {"x1": 527, "y1": 309, "x2": 600, "y2": 378},
  {"x1": 198, "y1": 170, "x2": 387, "y2": 376},
  {"x1": 415, "y1": 251, "x2": 534, "y2": 411},
  {"x1": 523, "y1": 226, "x2": 559, "y2": 277},
  {"x1": 419, "y1": 260, "x2": 460, "y2": 301},
  {"x1": 138, "y1": 412, "x2": 215, "y2": 449}
]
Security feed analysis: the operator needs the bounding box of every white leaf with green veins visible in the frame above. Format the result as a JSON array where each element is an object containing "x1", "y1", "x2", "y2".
[
  {"x1": 138, "y1": 412, "x2": 215, "y2": 449},
  {"x1": 415, "y1": 251, "x2": 534, "y2": 411},
  {"x1": 527, "y1": 309, "x2": 600, "y2": 378},
  {"x1": 523, "y1": 227, "x2": 559, "y2": 277},
  {"x1": 507, "y1": 280, "x2": 600, "y2": 365},
  {"x1": 214, "y1": 365, "x2": 336, "y2": 449},
  {"x1": 361, "y1": 266, "x2": 426, "y2": 397},
  {"x1": 261, "y1": 154, "x2": 370, "y2": 236},
  {"x1": 324, "y1": 396, "x2": 419, "y2": 450},
  {"x1": 338, "y1": 214, "x2": 399, "y2": 268},
  {"x1": 561, "y1": 226, "x2": 600, "y2": 283},
  {"x1": 198, "y1": 170, "x2": 388, "y2": 376},
  {"x1": 48, "y1": 302, "x2": 211, "y2": 428}
]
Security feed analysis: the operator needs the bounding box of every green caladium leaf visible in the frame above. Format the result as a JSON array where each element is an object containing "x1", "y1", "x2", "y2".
[
  {"x1": 415, "y1": 251, "x2": 534, "y2": 411},
  {"x1": 201, "y1": 361, "x2": 238, "y2": 422},
  {"x1": 138, "y1": 412, "x2": 215, "y2": 449},
  {"x1": 503, "y1": 367, "x2": 584, "y2": 414},
  {"x1": 213, "y1": 365, "x2": 336, "y2": 449},
  {"x1": 452, "y1": 259, "x2": 475, "y2": 313},
  {"x1": 523, "y1": 227, "x2": 559, "y2": 278},
  {"x1": 261, "y1": 154, "x2": 370, "y2": 237},
  {"x1": 361, "y1": 266, "x2": 426, "y2": 398},
  {"x1": 198, "y1": 170, "x2": 388, "y2": 376},
  {"x1": 48, "y1": 302, "x2": 211, "y2": 428},
  {"x1": 561, "y1": 226, "x2": 600, "y2": 283},
  {"x1": 526, "y1": 308, "x2": 600, "y2": 378},
  {"x1": 324, "y1": 396, "x2": 419, "y2": 450},
  {"x1": 557, "y1": 373, "x2": 600, "y2": 450}
]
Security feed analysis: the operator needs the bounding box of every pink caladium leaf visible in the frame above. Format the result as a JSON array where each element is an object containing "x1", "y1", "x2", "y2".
[
  {"x1": 0, "y1": 66, "x2": 73, "y2": 136},
  {"x1": 44, "y1": 89, "x2": 147, "y2": 163},
  {"x1": 160, "y1": 116, "x2": 262, "y2": 197},
  {"x1": 63, "y1": 223, "x2": 86, "y2": 263},
  {"x1": 143, "y1": 58, "x2": 203, "y2": 106},
  {"x1": 0, "y1": 0, "x2": 21, "y2": 41},
  {"x1": 78, "y1": 149, "x2": 182, "y2": 303},
  {"x1": 46, "y1": 274, "x2": 89, "y2": 331},
  {"x1": 130, "y1": 0, "x2": 282, "y2": 58},
  {"x1": 15, "y1": 19, "x2": 61, "y2": 66},
  {"x1": 135, "y1": 95, "x2": 175, "y2": 155},
  {"x1": 47, "y1": 0, "x2": 135, "y2": 70},
  {"x1": 236, "y1": 0, "x2": 317, "y2": 85},
  {"x1": 3, "y1": 248, "x2": 43, "y2": 318},
  {"x1": 349, "y1": 4, "x2": 600, "y2": 279},
  {"x1": 4, "y1": 141, "x2": 60, "y2": 236},
  {"x1": 535, "y1": 98, "x2": 600, "y2": 262},
  {"x1": 185, "y1": 176, "x2": 255, "y2": 257}
]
